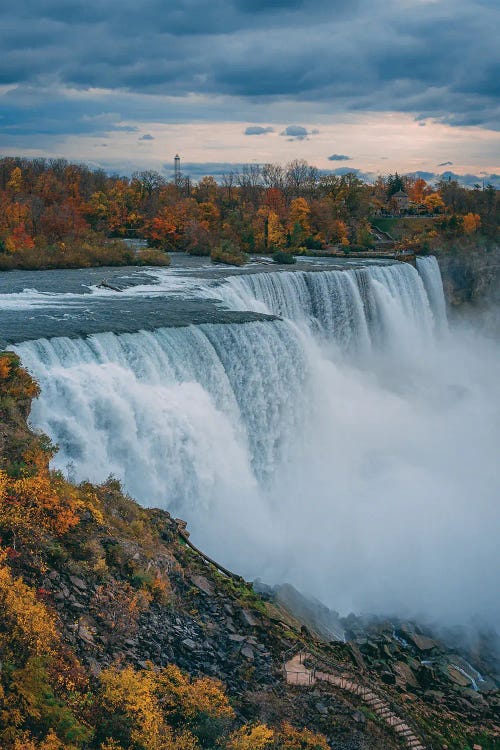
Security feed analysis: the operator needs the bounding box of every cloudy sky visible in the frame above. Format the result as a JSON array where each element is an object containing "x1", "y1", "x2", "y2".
[{"x1": 1, "y1": 0, "x2": 499, "y2": 180}]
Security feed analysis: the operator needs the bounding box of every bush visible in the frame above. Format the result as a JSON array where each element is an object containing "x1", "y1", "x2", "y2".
[
  {"x1": 135, "y1": 248, "x2": 171, "y2": 266},
  {"x1": 0, "y1": 237, "x2": 174, "y2": 271},
  {"x1": 211, "y1": 240, "x2": 248, "y2": 266},
  {"x1": 304, "y1": 236, "x2": 323, "y2": 250},
  {"x1": 0, "y1": 238, "x2": 136, "y2": 270},
  {"x1": 273, "y1": 251, "x2": 296, "y2": 265}
]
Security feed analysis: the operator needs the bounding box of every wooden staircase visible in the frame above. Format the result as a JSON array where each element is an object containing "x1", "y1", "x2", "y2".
[{"x1": 284, "y1": 650, "x2": 428, "y2": 750}]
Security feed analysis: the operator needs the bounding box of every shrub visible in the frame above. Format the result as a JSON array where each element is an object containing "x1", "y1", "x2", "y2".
[
  {"x1": 304, "y1": 236, "x2": 323, "y2": 250},
  {"x1": 211, "y1": 240, "x2": 248, "y2": 266},
  {"x1": 135, "y1": 248, "x2": 171, "y2": 266},
  {"x1": 272, "y1": 252, "x2": 296, "y2": 265}
]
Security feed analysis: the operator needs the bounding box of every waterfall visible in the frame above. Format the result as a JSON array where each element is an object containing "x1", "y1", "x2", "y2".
[
  {"x1": 13, "y1": 257, "x2": 500, "y2": 626},
  {"x1": 14, "y1": 320, "x2": 308, "y2": 505},
  {"x1": 416, "y1": 255, "x2": 448, "y2": 333},
  {"x1": 219, "y1": 260, "x2": 442, "y2": 358}
]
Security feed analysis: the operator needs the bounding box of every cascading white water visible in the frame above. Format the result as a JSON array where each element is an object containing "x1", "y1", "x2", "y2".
[
  {"x1": 15, "y1": 321, "x2": 308, "y2": 503},
  {"x1": 416, "y1": 255, "x2": 449, "y2": 333},
  {"x1": 13, "y1": 258, "x2": 500, "y2": 627},
  {"x1": 218, "y1": 261, "x2": 437, "y2": 358}
]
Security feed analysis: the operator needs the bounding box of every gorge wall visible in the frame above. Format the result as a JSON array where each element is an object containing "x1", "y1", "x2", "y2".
[{"x1": 436, "y1": 243, "x2": 500, "y2": 310}]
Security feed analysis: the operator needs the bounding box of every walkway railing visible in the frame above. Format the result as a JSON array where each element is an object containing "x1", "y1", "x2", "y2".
[{"x1": 284, "y1": 645, "x2": 433, "y2": 750}]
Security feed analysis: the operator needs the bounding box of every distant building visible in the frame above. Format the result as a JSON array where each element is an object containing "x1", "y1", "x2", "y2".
[{"x1": 392, "y1": 190, "x2": 409, "y2": 214}]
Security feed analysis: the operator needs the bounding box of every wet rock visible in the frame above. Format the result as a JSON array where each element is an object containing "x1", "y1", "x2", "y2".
[
  {"x1": 182, "y1": 638, "x2": 197, "y2": 651},
  {"x1": 394, "y1": 661, "x2": 419, "y2": 689},
  {"x1": 407, "y1": 633, "x2": 438, "y2": 652},
  {"x1": 447, "y1": 665, "x2": 472, "y2": 687}
]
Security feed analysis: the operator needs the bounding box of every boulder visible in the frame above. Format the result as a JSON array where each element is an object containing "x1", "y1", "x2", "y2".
[
  {"x1": 241, "y1": 646, "x2": 254, "y2": 661},
  {"x1": 69, "y1": 575, "x2": 87, "y2": 591},
  {"x1": 190, "y1": 575, "x2": 214, "y2": 596},
  {"x1": 407, "y1": 633, "x2": 438, "y2": 652},
  {"x1": 242, "y1": 610, "x2": 259, "y2": 627},
  {"x1": 447, "y1": 665, "x2": 472, "y2": 688},
  {"x1": 394, "y1": 660, "x2": 419, "y2": 689}
]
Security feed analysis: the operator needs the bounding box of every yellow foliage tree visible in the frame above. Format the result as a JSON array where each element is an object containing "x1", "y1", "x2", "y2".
[
  {"x1": 0, "y1": 555, "x2": 58, "y2": 657},
  {"x1": 99, "y1": 666, "x2": 168, "y2": 750},
  {"x1": 267, "y1": 211, "x2": 286, "y2": 249},
  {"x1": 288, "y1": 198, "x2": 311, "y2": 234},
  {"x1": 277, "y1": 722, "x2": 330, "y2": 750},
  {"x1": 423, "y1": 192, "x2": 445, "y2": 213},
  {"x1": 227, "y1": 723, "x2": 274, "y2": 750},
  {"x1": 13, "y1": 729, "x2": 72, "y2": 750},
  {"x1": 156, "y1": 664, "x2": 234, "y2": 724},
  {"x1": 0, "y1": 470, "x2": 83, "y2": 547},
  {"x1": 7, "y1": 167, "x2": 23, "y2": 195},
  {"x1": 462, "y1": 212, "x2": 481, "y2": 233}
]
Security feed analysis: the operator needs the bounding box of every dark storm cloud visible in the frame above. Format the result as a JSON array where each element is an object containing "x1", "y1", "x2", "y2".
[
  {"x1": 244, "y1": 126, "x2": 274, "y2": 135},
  {"x1": 328, "y1": 154, "x2": 351, "y2": 161},
  {"x1": 0, "y1": 0, "x2": 498, "y2": 135},
  {"x1": 281, "y1": 125, "x2": 308, "y2": 138}
]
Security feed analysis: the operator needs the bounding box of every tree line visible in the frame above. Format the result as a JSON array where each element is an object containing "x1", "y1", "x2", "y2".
[{"x1": 0, "y1": 156, "x2": 497, "y2": 268}]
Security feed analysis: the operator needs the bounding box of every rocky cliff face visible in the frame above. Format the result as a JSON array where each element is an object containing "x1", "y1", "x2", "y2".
[{"x1": 436, "y1": 244, "x2": 500, "y2": 311}]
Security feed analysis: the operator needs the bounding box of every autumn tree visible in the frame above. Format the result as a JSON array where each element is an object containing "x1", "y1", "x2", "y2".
[
  {"x1": 423, "y1": 192, "x2": 445, "y2": 213},
  {"x1": 288, "y1": 198, "x2": 311, "y2": 247},
  {"x1": 227, "y1": 724, "x2": 274, "y2": 750},
  {"x1": 462, "y1": 212, "x2": 481, "y2": 233}
]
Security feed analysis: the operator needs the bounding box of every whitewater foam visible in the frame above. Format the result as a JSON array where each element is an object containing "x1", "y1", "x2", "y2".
[{"x1": 13, "y1": 258, "x2": 500, "y2": 627}]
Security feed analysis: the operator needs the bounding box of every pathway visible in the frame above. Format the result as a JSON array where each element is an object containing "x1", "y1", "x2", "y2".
[{"x1": 284, "y1": 651, "x2": 426, "y2": 750}]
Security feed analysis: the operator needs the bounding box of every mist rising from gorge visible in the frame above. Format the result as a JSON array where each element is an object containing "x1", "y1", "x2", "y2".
[{"x1": 15, "y1": 259, "x2": 500, "y2": 632}]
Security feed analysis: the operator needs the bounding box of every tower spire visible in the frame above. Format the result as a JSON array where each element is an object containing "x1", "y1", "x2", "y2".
[{"x1": 174, "y1": 154, "x2": 181, "y2": 186}]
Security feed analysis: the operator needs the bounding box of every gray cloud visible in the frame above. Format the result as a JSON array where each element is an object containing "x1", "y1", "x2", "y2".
[
  {"x1": 328, "y1": 154, "x2": 351, "y2": 161},
  {"x1": 0, "y1": 0, "x2": 498, "y2": 142},
  {"x1": 280, "y1": 125, "x2": 309, "y2": 140},
  {"x1": 244, "y1": 125, "x2": 274, "y2": 135},
  {"x1": 139, "y1": 133, "x2": 155, "y2": 140},
  {"x1": 437, "y1": 161, "x2": 453, "y2": 167}
]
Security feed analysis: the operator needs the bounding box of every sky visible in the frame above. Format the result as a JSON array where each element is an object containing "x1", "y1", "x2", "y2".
[{"x1": 0, "y1": 0, "x2": 499, "y2": 182}]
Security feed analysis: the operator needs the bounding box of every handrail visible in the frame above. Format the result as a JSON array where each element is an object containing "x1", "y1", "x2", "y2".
[
  {"x1": 304, "y1": 647, "x2": 432, "y2": 749},
  {"x1": 176, "y1": 525, "x2": 246, "y2": 583}
]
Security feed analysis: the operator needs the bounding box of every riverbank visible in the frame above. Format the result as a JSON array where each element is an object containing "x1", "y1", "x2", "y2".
[{"x1": 0, "y1": 241, "x2": 170, "y2": 271}]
